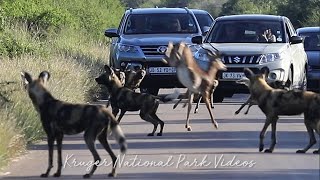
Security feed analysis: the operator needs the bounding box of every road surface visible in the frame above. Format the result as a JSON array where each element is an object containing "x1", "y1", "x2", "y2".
[{"x1": 0, "y1": 93, "x2": 319, "y2": 180}]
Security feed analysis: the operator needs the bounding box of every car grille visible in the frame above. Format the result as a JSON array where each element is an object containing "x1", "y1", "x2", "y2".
[
  {"x1": 141, "y1": 45, "x2": 166, "y2": 56},
  {"x1": 222, "y1": 55, "x2": 261, "y2": 64}
]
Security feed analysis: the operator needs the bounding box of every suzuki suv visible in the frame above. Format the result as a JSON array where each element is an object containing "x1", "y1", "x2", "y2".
[
  {"x1": 104, "y1": 8, "x2": 211, "y2": 95},
  {"x1": 192, "y1": 14, "x2": 308, "y2": 102}
]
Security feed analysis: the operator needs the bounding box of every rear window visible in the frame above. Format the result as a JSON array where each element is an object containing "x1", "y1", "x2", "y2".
[
  {"x1": 299, "y1": 32, "x2": 320, "y2": 51},
  {"x1": 206, "y1": 20, "x2": 285, "y2": 43},
  {"x1": 124, "y1": 13, "x2": 198, "y2": 34}
]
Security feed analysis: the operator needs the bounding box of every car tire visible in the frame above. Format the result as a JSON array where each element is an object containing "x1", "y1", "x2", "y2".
[
  {"x1": 213, "y1": 91, "x2": 224, "y2": 103},
  {"x1": 140, "y1": 88, "x2": 159, "y2": 96},
  {"x1": 287, "y1": 67, "x2": 293, "y2": 90},
  {"x1": 301, "y1": 67, "x2": 307, "y2": 90}
]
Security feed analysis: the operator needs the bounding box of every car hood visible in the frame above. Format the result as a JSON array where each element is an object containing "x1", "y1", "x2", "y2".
[
  {"x1": 120, "y1": 34, "x2": 196, "y2": 46},
  {"x1": 306, "y1": 51, "x2": 320, "y2": 66},
  {"x1": 204, "y1": 43, "x2": 287, "y2": 55}
]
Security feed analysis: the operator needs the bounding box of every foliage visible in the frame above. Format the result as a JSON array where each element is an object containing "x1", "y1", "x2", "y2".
[
  {"x1": 0, "y1": 0, "x2": 124, "y2": 169},
  {"x1": 219, "y1": 0, "x2": 320, "y2": 28}
]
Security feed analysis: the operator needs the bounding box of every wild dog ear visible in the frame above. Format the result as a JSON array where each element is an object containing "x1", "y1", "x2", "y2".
[
  {"x1": 244, "y1": 68, "x2": 254, "y2": 79},
  {"x1": 21, "y1": 71, "x2": 33, "y2": 85},
  {"x1": 260, "y1": 68, "x2": 269, "y2": 80},
  {"x1": 39, "y1": 71, "x2": 50, "y2": 84},
  {"x1": 104, "y1": 65, "x2": 114, "y2": 75}
]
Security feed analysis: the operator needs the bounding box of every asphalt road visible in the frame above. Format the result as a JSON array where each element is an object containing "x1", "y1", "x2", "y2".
[{"x1": 0, "y1": 92, "x2": 319, "y2": 180}]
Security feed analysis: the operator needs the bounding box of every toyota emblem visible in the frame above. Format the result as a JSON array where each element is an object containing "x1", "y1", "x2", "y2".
[{"x1": 157, "y1": 46, "x2": 167, "y2": 54}]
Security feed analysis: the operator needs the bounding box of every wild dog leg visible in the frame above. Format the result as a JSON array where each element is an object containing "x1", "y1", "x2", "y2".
[
  {"x1": 53, "y1": 133, "x2": 64, "y2": 177},
  {"x1": 151, "y1": 114, "x2": 165, "y2": 136},
  {"x1": 297, "y1": 119, "x2": 317, "y2": 153},
  {"x1": 265, "y1": 118, "x2": 278, "y2": 153},
  {"x1": 97, "y1": 129, "x2": 118, "y2": 177},
  {"x1": 185, "y1": 91, "x2": 194, "y2": 131},
  {"x1": 117, "y1": 110, "x2": 126, "y2": 123},
  {"x1": 140, "y1": 111, "x2": 159, "y2": 136},
  {"x1": 150, "y1": 102, "x2": 164, "y2": 136},
  {"x1": 259, "y1": 117, "x2": 273, "y2": 152},
  {"x1": 41, "y1": 135, "x2": 54, "y2": 177},
  {"x1": 173, "y1": 98, "x2": 183, "y2": 109},
  {"x1": 235, "y1": 97, "x2": 251, "y2": 115},
  {"x1": 83, "y1": 129, "x2": 101, "y2": 178},
  {"x1": 203, "y1": 92, "x2": 218, "y2": 129},
  {"x1": 244, "y1": 103, "x2": 253, "y2": 115},
  {"x1": 112, "y1": 107, "x2": 120, "y2": 118}
]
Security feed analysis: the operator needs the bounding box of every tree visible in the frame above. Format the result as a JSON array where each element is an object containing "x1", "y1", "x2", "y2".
[{"x1": 277, "y1": 0, "x2": 320, "y2": 28}]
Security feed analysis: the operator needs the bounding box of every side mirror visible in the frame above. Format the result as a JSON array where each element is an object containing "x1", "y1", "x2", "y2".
[
  {"x1": 104, "y1": 28, "x2": 119, "y2": 38},
  {"x1": 202, "y1": 26, "x2": 211, "y2": 36},
  {"x1": 191, "y1": 36, "x2": 203, "y2": 44},
  {"x1": 290, "y1": 36, "x2": 303, "y2": 44}
]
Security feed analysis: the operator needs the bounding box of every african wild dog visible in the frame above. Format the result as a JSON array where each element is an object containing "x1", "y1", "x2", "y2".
[
  {"x1": 95, "y1": 65, "x2": 179, "y2": 136},
  {"x1": 235, "y1": 77, "x2": 290, "y2": 115},
  {"x1": 244, "y1": 68, "x2": 320, "y2": 154},
  {"x1": 163, "y1": 41, "x2": 226, "y2": 131},
  {"x1": 123, "y1": 65, "x2": 146, "y2": 91},
  {"x1": 173, "y1": 80, "x2": 219, "y2": 114},
  {"x1": 21, "y1": 71, "x2": 127, "y2": 178},
  {"x1": 105, "y1": 67, "x2": 146, "y2": 107}
]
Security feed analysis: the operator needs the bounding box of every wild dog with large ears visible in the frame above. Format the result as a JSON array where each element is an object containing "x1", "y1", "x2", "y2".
[
  {"x1": 163, "y1": 41, "x2": 226, "y2": 131},
  {"x1": 244, "y1": 68, "x2": 320, "y2": 154},
  {"x1": 21, "y1": 71, "x2": 127, "y2": 178},
  {"x1": 95, "y1": 65, "x2": 179, "y2": 136}
]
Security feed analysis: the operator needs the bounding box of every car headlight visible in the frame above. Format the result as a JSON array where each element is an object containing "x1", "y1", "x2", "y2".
[
  {"x1": 118, "y1": 44, "x2": 138, "y2": 52},
  {"x1": 194, "y1": 50, "x2": 210, "y2": 62},
  {"x1": 259, "y1": 52, "x2": 284, "y2": 64}
]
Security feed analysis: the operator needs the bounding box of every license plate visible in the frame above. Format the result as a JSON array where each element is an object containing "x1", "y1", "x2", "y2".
[
  {"x1": 149, "y1": 67, "x2": 176, "y2": 74},
  {"x1": 222, "y1": 72, "x2": 245, "y2": 79}
]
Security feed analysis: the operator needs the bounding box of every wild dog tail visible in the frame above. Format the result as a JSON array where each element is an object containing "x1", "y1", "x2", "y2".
[{"x1": 157, "y1": 89, "x2": 180, "y2": 103}]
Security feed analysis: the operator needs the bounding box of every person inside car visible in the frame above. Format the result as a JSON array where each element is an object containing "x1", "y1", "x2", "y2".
[{"x1": 258, "y1": 28, "x2": 276, "y2": 42}]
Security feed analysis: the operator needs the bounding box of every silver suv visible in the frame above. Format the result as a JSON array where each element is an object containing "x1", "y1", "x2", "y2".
[
  {"x1": 104, "y1": 8, "x2": 213, "y2": 95},
  {"x1": 192, "y1": 14, "x2": 308, "y2": 102}
]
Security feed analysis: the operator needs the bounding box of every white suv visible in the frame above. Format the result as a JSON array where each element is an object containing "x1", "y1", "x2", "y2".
[{"x1": 192, "y1": 14, "x2": 308, "y2": 102}]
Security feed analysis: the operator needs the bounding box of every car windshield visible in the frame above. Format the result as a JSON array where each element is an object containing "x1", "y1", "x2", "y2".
[
  {"x1": 299, "y1": 32, "x2": 320, "y2": 51},
  {"x1": 194, "y1": 13, "x2": 214, "y2": 33},
  {"x1": 206, "y1": 20, "x2": 285, "y2": 43},
  {"x1": 124, "y1": 13, "x2": 198, "y2": 34}
]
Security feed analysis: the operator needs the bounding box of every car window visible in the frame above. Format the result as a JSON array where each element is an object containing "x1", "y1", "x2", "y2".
[
  {"x1": 206, "y1": 20, "x2": 284, "y2": 43},
  {"x1": 124, "y1": 13, "x2": 198, "y2": 34},
  {"x1": 194, "y1": 13, "x2": 214, "y2": 33},
  {"x1": 299, "y1": 32, "x2": 320, "y2": 51}
]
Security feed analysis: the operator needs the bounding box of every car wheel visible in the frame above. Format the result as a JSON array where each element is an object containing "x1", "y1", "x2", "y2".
[
  {"x1": 213, "y1": 91, "x2": 225, "y2": 103},
  {"x1": 287, "y1": 67, "x2": 293, "y2": 90},
  {"x1": 140, "y1": 88, "x2": 159, "y2": 96},
  {"x1": 301, "y1": 67, "x2": 307, "y2": 90}
]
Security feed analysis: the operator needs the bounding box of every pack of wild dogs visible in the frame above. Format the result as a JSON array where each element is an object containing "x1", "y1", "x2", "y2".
[{"x1": 21, "y1": 41, "x2": 319, "y2": 178}]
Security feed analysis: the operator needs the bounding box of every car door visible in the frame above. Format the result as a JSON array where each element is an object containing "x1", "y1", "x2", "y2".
[{"x1": 285, "y1": 19, "x2": 306, "y2": 87}]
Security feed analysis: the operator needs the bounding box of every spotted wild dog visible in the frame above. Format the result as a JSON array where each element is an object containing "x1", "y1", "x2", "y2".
[
  {"x1": 235, "y1": 77, "x2": 290, "y2": 115},
  {"x1": 95, "y1": 65, "x2": 179, "y2": 136},
  {"x1": 173, "y1": 80, "x2": 219, "y2": 114},
  {"x1": 244, "y1": 68, "x2": 320, "y2": 154},
  {"x1": 104, "y1": 67, "x2": 146, "y2": 107},
  {"x1": 163, "y1": 41, "x2": 226, "y2": 131},
  {"x1": 123, "y1": 65, "x2": 146, "y2": 91},
  {"x1": 21, "y1": 71, "x2": 127, "y2": 178}
]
